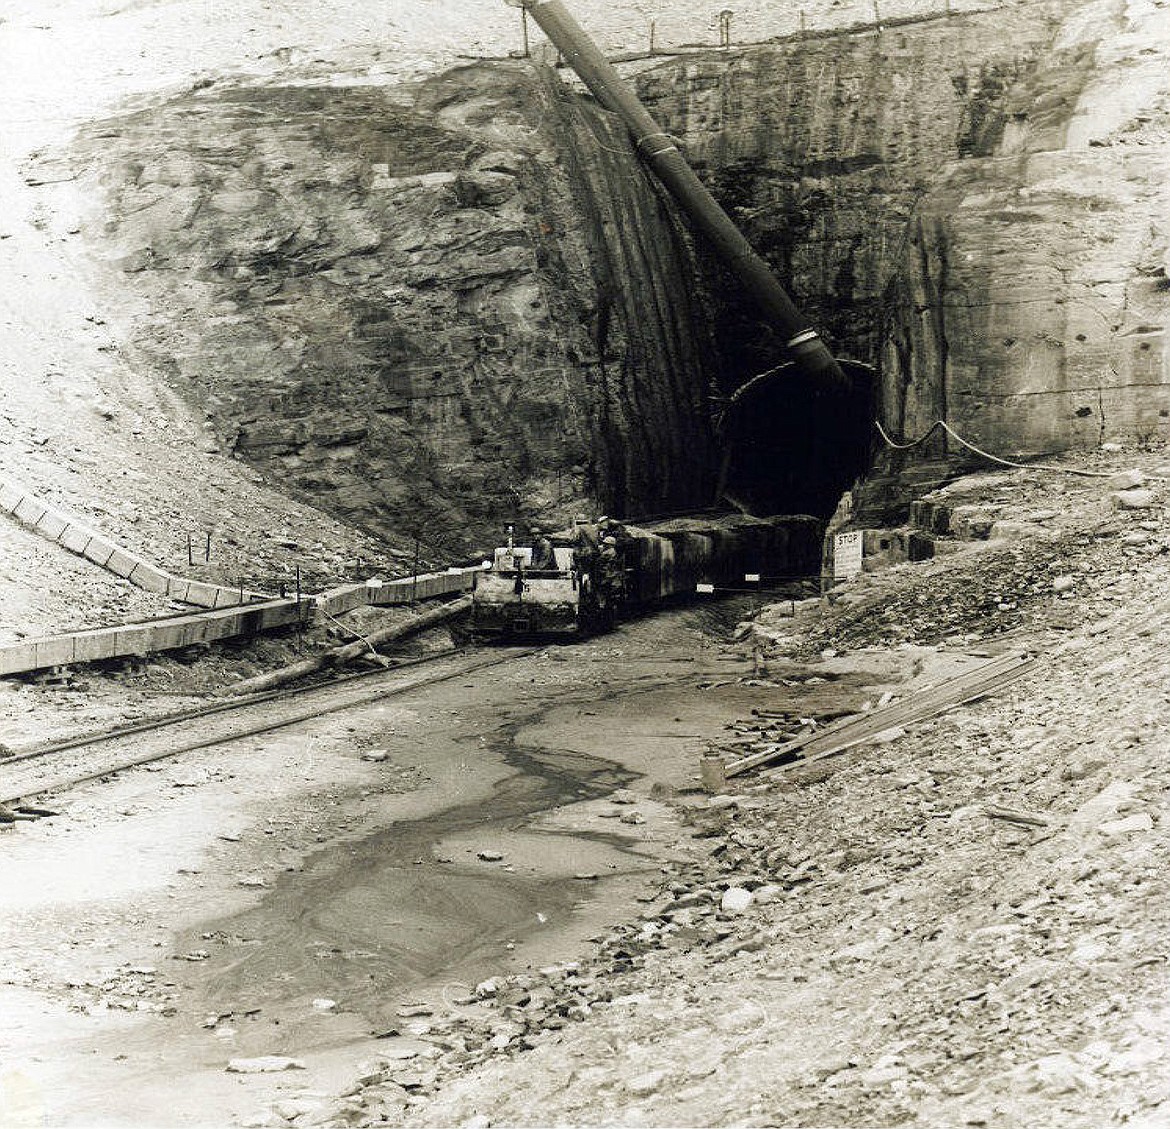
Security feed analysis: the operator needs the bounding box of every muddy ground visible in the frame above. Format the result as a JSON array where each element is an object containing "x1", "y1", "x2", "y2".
[
  {"x1": 0, "y1": 603, "x2": 894, "y2": 1127},
  {"x1": 7, "y1": 455, "x2": 1170, "y2": 1129}
]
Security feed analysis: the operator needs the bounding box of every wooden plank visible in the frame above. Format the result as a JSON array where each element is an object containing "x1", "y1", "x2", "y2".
[{"x1": 725, "y1": 652, "x2": 1036, "y2": 778}]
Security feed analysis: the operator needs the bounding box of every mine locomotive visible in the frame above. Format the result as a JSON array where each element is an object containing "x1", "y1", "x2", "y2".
[{"x1": 470, "y1": 514, "x2": 824, "y2": 637}]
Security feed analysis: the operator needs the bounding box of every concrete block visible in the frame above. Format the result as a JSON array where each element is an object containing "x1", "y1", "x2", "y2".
[
  {"x1": 35, "y1": 507, "x2": 69, "y2": 541},
  {"x1": 34, "y1": 636, "x2": 76, "y2": 669},
  {"x1": 59, "y1": 525, "x2": 94, "y2": 554},
  {"x1": 157, "y1": 618, "x2": 205, "y2": 649},
  {"x1": 128, "y1": 562, "x2": 171, "y2": 594},
  {"x1": 0, "y1": 479, "x2": 26, "y2": 512},
  {"x1": 0, "y1": 643, "x2": 40, "y2": 676},
  {"x1": 72, "y1": 627, "x2": 126, "y2": 663},
  {"x1": 82, "y1": 537, "x2": 116, "y2": 568},
  {"x1": 113, "y1": 627, "x2": 150, "y2": 657},
  {"x1": 211, "y1": 586, "x2": 244, "y2": 609},
  {"x1": 184, "y1": 581, "x2": 222, "y2": 608},
  {"x1": 13, "y1": 496, "x2": 49, "y2": 526},
  {"x1": 105, "y1": 547, "x2": 142, "y2": 579},
  {"x1": 166, "y1": 578, "x2": 192, "y2": 603}
]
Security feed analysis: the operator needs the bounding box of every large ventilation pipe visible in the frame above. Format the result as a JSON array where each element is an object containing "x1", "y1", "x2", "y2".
[{"x1": 507, "y1": 0, "x2": 850, "y2": 393}]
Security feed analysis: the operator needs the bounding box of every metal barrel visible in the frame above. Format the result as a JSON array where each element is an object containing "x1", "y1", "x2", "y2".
[{"x1": 515, "y1": 0, "x2": 850, "y2": 392}]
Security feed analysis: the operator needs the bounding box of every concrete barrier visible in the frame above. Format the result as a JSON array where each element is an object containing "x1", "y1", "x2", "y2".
[
  {"x1": 0, "y1": 473, "x2": 269, "y2": 610},
  {"x1": 0, "y1": 475, "x2": 481, "y2": 678}
]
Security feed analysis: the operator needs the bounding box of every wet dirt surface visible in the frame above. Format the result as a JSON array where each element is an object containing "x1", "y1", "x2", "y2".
[
  {"x1": 0, "y1": 606, "x2": 887, "y2": 1127},
  {"x1": 185, "y1": 706, "x2": 642, "y2": 1040}
]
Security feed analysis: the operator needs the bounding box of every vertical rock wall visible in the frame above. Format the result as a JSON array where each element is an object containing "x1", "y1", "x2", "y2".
[
  {"x1": 75, "y1": 65, "x2": 720, "y2": 550},
  {"x1": 631, "y1": 0, "x2": 1170, "y2": 493}
]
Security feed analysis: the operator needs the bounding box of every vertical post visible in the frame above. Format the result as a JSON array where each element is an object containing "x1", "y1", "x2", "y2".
[
  {"x1": 873, "y1": 0, "x2": 881, "y2": 30},
  {"x1": 295, "y1": 564, "x2": 302, "y2": 606},
  {"x1": 187, "y1": 533, "x2": 193, "y2": 568},
  {"x1": 700, "y1": 752, "x2": 728, "y2": 794},
  {"x1": 238, "y1": 577, "x2": 245, "y2": 603},
  {"x1": 649, "y1": 18, "x2": 656, "y2": 54},
  {"x1": 521, "y1": 6, "x2": 530, "y2": 56},
  {"x1": 205, "y1": 532, "x2": 212, "y2": 562},
  {"x1": 411, "y1": 536, "x2": 421, "y2": 605},
  {"x1": 799, "y1": 9, "x2": 807, "y2": 35},
  {"x1": 719, "y1": 9, "x2": 733, "y2": 49}
]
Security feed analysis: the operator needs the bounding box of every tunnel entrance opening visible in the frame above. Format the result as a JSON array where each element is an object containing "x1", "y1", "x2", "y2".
[{"x1": 716, "y1": 360, "x2": 876, "y2": 519}]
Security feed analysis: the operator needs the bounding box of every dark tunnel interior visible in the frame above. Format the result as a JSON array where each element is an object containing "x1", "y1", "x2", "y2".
[{"x1": 717, "y1": 359, "x2": 876, "y2": 520}]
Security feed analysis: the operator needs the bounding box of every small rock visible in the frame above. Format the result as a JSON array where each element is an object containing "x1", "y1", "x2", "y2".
[
  {"x1": 721, "y1": 887, "x2": 754, "y2": 914},
  {"x1": 477, "y1": 850, "x2": 504, "y2": 862},
  {"x1": 462, "y1": 1117, "x2": 491, "y2": 1129},
  {"x1": 706, "y1": 795, "x2": 740, "y2": 811},
  {"x1": 227, "y1": 1056, "x2": 306, "y2": 1074},
  {"x1": 474, "y1": 978, "x2": 500, "y2": 999},
  {"x1": 1099, "y1": 812, "x2": 1154, "y2": 836},
  {"x1": 573, "y1": 872, "x2": 599, "y2": 881},
  {"x1": 1108, "y1": 469, "x2": 1146, "y2": 490},
  {"x1": 619, "y1": 811, "x2": 645, "y2": 825},
  {"x1": 311, "y1": 998, "x2": 337, "y2": 1011},
  {"x1": 272, "y1": 1097, "x2": 323, "y2": 1120},
  {"x1": 361, "y1": 751, "x2": 389, "y2": 763},
  {"x1": 1111, "y1": 489, "x2": 1156, "y2": 510},
  {"x1": 626, "y1": 1069, "x2": 668, "y2": 1097},
  {"x1": 397, "y1": 1003, "x2": 433, "y2": 1018},
  {"x1": 1052, "y1": 575, "x2": 1075, "y2": 593}
]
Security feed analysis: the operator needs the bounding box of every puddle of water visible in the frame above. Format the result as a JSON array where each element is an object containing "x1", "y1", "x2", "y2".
[{"x1": 183, "y1": 709, "x2": 644, "y2": 1037}]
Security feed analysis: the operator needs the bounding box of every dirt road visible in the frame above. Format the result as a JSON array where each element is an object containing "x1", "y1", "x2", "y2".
[{"x1": 0, "y1": 606, "x2": 880, "y2": 1128}]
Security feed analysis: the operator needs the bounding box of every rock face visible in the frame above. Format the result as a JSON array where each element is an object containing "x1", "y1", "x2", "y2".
[
  {"x1": 632, "y1": 0, "x2": 1170, "y2": 495},
  {"x1": 76, "y1": 66, "x2": 722, "y2": 549},
  {"x1": 66, "y1": 0, "x2": 1170, "y2": 539}
]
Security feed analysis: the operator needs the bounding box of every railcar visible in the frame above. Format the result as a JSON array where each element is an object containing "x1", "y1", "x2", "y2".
[{"x1": 469, "y1": 514, "x2": 823, "y2": 638}]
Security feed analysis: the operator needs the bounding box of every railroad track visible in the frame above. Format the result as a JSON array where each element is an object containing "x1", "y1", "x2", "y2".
[{"x1": 0, "y1": 645, "x2": 538, "y2": 805}]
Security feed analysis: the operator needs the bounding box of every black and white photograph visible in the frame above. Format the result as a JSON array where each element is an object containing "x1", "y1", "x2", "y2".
[{"x1": 1, "y1": 0, "x2": 1168, "y2": 1125}]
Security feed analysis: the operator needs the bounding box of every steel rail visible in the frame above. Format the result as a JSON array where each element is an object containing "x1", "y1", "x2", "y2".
[
  {"x1": 0, "y1": 647, "x2": 539, "y2": 804},
  {"x1": 6, "y1": 648, "x2": 480, "y2": 766}
]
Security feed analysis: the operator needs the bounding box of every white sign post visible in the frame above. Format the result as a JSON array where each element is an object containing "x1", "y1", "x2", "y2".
[{"x1": 833, "y1": 531, "x2": 864, "y2": 581}]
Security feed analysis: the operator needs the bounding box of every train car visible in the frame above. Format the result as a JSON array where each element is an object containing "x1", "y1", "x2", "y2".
[
  {"x1": 470, "y1": 544, "x2": 586, "y2": 636},
  {"x1": 470, "y1": 514, "x2": 823, "y2": 638}
]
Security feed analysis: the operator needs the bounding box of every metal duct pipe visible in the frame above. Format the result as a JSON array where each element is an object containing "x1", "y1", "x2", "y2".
[{"x1": 511, "y1": 0, "x2": 850, "y2": 392}]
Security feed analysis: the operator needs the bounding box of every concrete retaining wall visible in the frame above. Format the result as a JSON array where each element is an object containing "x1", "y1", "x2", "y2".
[
  {"x1": 0, "y1": 474, "x2": 267, "y2": 609},
  {"x1": 0, "y1": 473, "x2": 483, "y2": 677},
  {"x1": 315, "y1": 567, "x2": 481, "y2": 615},
  {"x1": 0, "y1": 568, "x2": 481, "y2": 678},
  {"x1": 0, "y1": 598, "x2": 311, "y2": 677}
]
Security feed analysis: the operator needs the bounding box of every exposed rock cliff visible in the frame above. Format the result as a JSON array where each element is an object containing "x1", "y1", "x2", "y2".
[
  {"x1": 73, "y1": 65, "x2": 721, "y2": 550},
  {"x1": 56, "y1": 0, "x2": 1170, "y2": 540},
  {"x1": 631, "y1": 0, "x2": 1169, "y2": 493}
]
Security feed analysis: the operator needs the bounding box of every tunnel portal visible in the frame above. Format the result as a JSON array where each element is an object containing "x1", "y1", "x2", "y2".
[{"x1": 717, "y1": 360, "x2": 876, "y2": 519}]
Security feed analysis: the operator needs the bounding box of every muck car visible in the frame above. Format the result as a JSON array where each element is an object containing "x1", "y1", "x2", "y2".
[{"x1": 469, "y1": 514, "x2": 823, "y2": 638}]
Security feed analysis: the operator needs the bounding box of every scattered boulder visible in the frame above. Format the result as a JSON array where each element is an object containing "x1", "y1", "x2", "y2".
[
  {"x1": 1111, "y1": 489, "x2": 1157, "y2": 510},
  {"x1": 227, "y1": 1056, "x2": 306, "y2": 1074},
  {"x1": 720, "y1": 887, "x2": 754, "y2": 914},
  {"x1": 1108, "y1": 468, "x2": 1147, "y2": 490}
]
